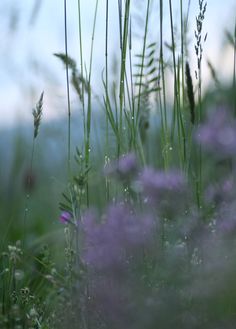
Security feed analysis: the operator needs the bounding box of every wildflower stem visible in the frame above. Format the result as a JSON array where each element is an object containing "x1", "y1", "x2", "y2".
[{"x1": 64, "y1": 0, "x2": 72, "y2": 177}]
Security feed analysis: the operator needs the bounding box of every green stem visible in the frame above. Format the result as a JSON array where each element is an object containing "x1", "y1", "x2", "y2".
[
  {"x1": 169, "y1": 0, "x2": 186, "y2": 168},
  {"x1": 77, "y1": 0, "x2": 86, "y2": 148},
  {"x1": 119, "y1": 0, "x2": 131, "y2": 156},
  {"x1": 159, "y1": 0, "x2": 170, "y2": 169},
  {"x1": 85, "y1": 0, "x2": 98, "y2": 206},
  {"x1": 136, "y1": 0, "x2": 151, "y2": 130},
  {"x1": 105, "y1": 0, "x2": 110, "y2": 201},
  {"x1": 233, "y1": 18, "x2": 236, "y2": 115},
  {"x1": 64, "y1": 0, "x2": 72, "y2": 177}
]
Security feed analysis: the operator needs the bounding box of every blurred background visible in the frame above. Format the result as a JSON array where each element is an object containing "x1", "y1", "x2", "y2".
[
  {"x1": 0, "y1": 0, "x2": 235, "y2": 244},
  {"x1": 0, "y1": 0, "x2": 235, "y2": 126}
]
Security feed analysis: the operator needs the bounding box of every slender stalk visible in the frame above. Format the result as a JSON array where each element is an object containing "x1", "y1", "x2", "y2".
[
  {"x1": 64, "y1": 0, "x2": 72, "y2": 177},
  {"x1": 159, "y1": 0, "x2": 170, "y2": 169},
  {"x1": 105, "y1": 0, "x2": 110, "y2": 202},
  {"x1": 136, "y1": 0, "x2": 151, "y2": 130},
  {"x1": 23, "y1": 92, "x2": 43, "y2": 247},
  {"x1": 169, "y1": 0, "x2": 186, "y2": 168},
  {"x1": 195, "y1": 0, "x2": 207, "y2": 207},
  {"x1": 128, "y1": 18, "x2": 135, "y2": 149},
  {"x1": 22, "y1": 139, "x2": 35, "y2": 248},
  {"x1": 119, "y1": 0, "x2": 131, "y2": 156},
  {"x1": 233, "y1": 18, "x2": 236, "y2": 115},
  {"x1": 85, "y1": 0, "x2": 98, "y2": 206},
  {"x1": 77, "y1": 0, "x2": 86, "y2": 147},
  {"x1": 180, "y1": 0, "x2": 185, "y2": 117},
  {"x1": 105, "y1": 0, "x2": 109, "y2": 149}
]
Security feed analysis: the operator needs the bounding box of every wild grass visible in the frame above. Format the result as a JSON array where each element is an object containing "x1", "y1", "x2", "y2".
[{"x1": 1, "y1": 0, "x2": 236, "y2": 328}]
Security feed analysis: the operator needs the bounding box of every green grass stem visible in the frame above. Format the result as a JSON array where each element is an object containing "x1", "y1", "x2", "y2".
[{"x1": 64, "y1": 0, "x2": 72, "y2": 177}]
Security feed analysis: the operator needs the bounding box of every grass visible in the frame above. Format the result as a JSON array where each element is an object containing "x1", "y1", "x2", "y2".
[{"x1": 1, "y1": 1, "x2": 236, "y2": 328}]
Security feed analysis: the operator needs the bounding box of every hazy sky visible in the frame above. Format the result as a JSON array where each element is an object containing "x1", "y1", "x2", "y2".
[{"x1": 0, "y1": 0, "x2": 235, "y2": 126}]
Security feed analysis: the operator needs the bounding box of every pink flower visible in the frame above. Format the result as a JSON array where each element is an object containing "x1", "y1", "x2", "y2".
[{"x1": 59, "y1": 211, "x2": 72, "y2": 224}]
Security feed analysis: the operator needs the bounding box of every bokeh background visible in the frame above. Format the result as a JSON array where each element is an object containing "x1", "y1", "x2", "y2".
[{"x1": 0, "y1": 0, "x2": 235, "y2": 125}]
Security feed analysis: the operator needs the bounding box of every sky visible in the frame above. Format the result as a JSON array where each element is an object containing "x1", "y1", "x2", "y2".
[{"x1": 0, "y1": 0, "x2": 235, "y2": 127}]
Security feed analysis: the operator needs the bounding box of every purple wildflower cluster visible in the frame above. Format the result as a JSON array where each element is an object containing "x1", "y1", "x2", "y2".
[
  {"x1": 104, "y1": 153, "x2": 138, "y2": 181},
  {"x1": 139, "y1": 167, "x2": 187, "y2": 216},
  {"x1": 81, "y1": 204, "x2": 156, "y2": 328},
  {"x1": 196, "y1": 107, "x2": 236, "y2": 158},
  {"x1": 104, "y1": 153, "x2": 187, "y2": 217},
  {"x1": 82, "y1": 204, "x2": 155, "y2": 271},
  {"x1": 59, "y1": 106, "x2": 236, "y2": 328}
]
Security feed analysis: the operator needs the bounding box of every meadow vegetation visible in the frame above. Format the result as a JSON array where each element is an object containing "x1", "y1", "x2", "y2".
[{"x1": 1, "y1": 0, "x2": 236, "y2": 328}]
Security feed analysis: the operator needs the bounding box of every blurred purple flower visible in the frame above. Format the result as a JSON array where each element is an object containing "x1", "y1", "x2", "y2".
[
  {"x1": 216, "y1": 201, "x2": 236, "y2": 235},
  {"x1": 81, "y1": 204, "x2": 156, "y2": 329},
  {"x1": 195, "y1": 107, "x2": 236, "y2": 157},
  {"x1": 59, "y1": 211, "x2": 72, "y2": 224},
  {"x1": 82, "y1": 204, "x2": 155, "y2": 271},
  {"x1": 218, "y1": 217, "x2": 236, "y2": 235},
  {"x1": 205, "y1": 177, "x2": 235, "y2": 205},
  {"x1": 104, "y1": 153, "x2": 138, "y2": 181},
  {"x1": 139, "y1": 167, "x2": 186, "y2": 204}
]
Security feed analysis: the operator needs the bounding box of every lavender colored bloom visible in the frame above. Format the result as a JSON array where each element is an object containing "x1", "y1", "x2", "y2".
[
  {"x1": 205, "y1": 177, "x2": 235, "y2": 205},
  {"x1": 140, "y1": 167, "x2": 185, "y2": 190},
  {"x1": 81, "y1": 204, "x2": 156, "y2": 329},
  {"x1": 139, "y1": 168, "x2": 186, "y2": 211},
  {"x1": 218, "y1": 218, "x2": 236, "y2": 235},
  {"x1": 118, "y1": 153, "x2": 137, "y2": 175},
  {"x1": 104, "y1": 153, "x2": 138, "y2": 181},
  {"x1": 215, "y1": 201, "x2": 236, "y2": 235},
  {"x1": 195, "y1": 107, "x2": 236, "y2": 157},
  {"x1": 82, "y1": 204, "x2": 155, "y2": 271},
  {"x1": 59, "y1": 211, "x2": 72, "y2": 224}
]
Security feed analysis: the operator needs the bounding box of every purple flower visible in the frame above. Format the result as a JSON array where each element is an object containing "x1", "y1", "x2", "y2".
[
  {"x1": 81, "y1": 204, "x2": 155, "y2": 271},
  {"x1": 104, "y1": 153, "x2": 138, "y2": 181},
  {"x1": 139, "y1": 167, "x2": 186, "y2": 199},
  {"x1": 137, "y1": 167, "x2": 187, "y2": 217},
  {"x1": 195, "y1": 107, "x2": 236, "y2": 157},
  {"x1": 205, "y1": 177, "x2": 235, "y2": 205},
  {"x1": 81, "y1": 204, "x2": 157, "y2": 329},
  {"x1": 59, "y1": 211, "x2": 72, "y2": 224}
]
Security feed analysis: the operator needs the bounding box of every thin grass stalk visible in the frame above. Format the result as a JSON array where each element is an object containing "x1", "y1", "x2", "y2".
[
  {"x1": 159, "y1": 0, "x2": 167, "y2": 131},
  {"x1": 128, "y1": 18, "x2": 136, "y2": 149},
  {"x1": 85, "y1": 0, "x2": 98, "y2": 207},
  {"x1": 133, "y1": 0, "x2": 151, "y2": 165},
  {"x1": 159, "y1": 0, "x2": 170, "y2": 169},
  {"x1": 119, "y1": 0, "x2": 130, "y2": 156},
  {"x1": 176, "y1": 58, "x2": 183, "y2": 163},
  {"x1": 124, "y1": 70, "x2": 146, "y2": 164},
  {"x1": 180, "y1": 0, "x2": 185, "y2": 123},
  {"x1": 118, "y1": 0, "x2": 123, "y2": 50},
  {"x1": 105, "y1": 0, "x2": 110, "y2": 202},
  {"x1": 233, "y1": 18, "x2": 236, "y2": 115},
  {"x1": 195, "y1": 0, "x2": 207, "y2": 208},
  {"x1": 136, "y1": 0, "x2": 151, "y2": 129},
  {"x1": 124, "y1": 71, "x2": 133, "y2": 127},
  {"x1": 184, "y1": 1, "x2": 194, "y2": 175},
  {"x1": 169, "y1": 0, "x2": 186, "y2": 169},
  {"x1": 180, "y1": 0, "x2": 190, "y2": 172},
  {"x1": 185, "y1": 61, "x2": 195, "y2": 174},
  {"x1": 77, "y1": 0, "x2": 86, "y2": 148},
  {"x1": 64, "y1": 0, "x2": 72, "y2": 177},
  {"x1": 22, "y1": 139, "x2": 35, "y2": 248},
  {"x1": 113, "y1": 82, "x2": 119, "y2": 134},
  {"x1": 125, "y1": 25, "x2": 146, "y2": 162},
  {"x1": 23, "y1": 92, "x2": 43, "y2": 248},
  {"x1": 105, "y1": 0, "x2": 109, "y2": 145}
]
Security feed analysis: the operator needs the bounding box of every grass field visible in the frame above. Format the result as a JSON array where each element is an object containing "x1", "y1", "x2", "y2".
[{"x1": 1, "y1": 1, "x2": 236, "y2": 328}]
